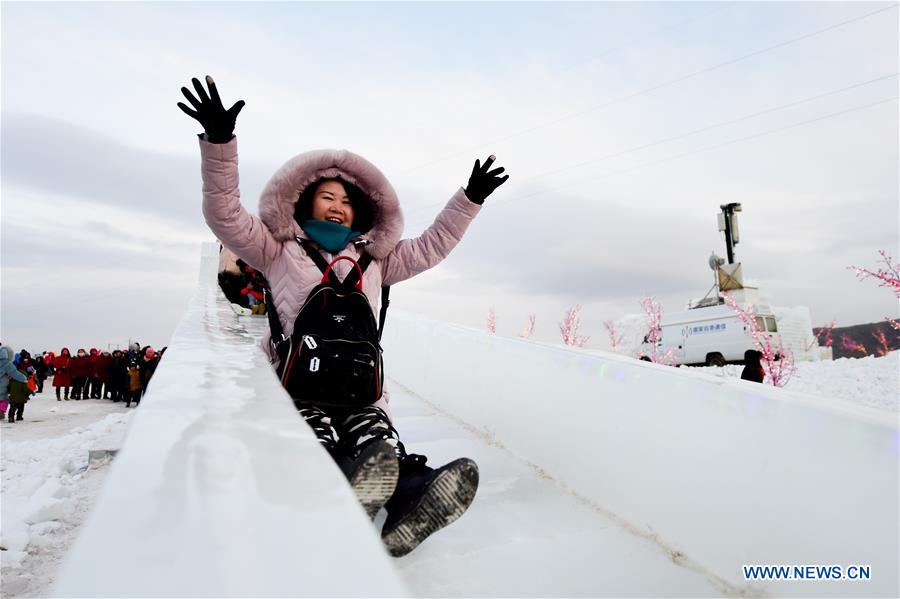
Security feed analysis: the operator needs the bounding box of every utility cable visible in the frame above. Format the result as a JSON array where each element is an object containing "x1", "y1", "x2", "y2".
[
  {"x1": 404, "y1": 73, "x2": 897, "y2": 219},
  {"x1": 404, "y1": 96, "x2": 897, "y2": 228},
  {"x1": 398, "y1": 3, "x2": 898, "y2": 176},
  {"x1": 513, "y1": 73, "x2": 899, "y2": 185},
  {"x1": 488, "y1": 96, "x2": 898, "y2": 210},
  {"x1": 557, "y1": 1, "x2": 738, "y2": 73}
]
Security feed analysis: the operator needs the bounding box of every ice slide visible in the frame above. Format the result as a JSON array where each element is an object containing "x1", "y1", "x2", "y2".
[{"x1": 55, "y1": 243, "x2": 898, "y2": 597}]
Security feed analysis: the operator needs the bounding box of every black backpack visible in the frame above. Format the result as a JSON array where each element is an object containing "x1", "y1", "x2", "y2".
[{"x1": 265, "y1": 239, "x2": 390, "y2": 408}]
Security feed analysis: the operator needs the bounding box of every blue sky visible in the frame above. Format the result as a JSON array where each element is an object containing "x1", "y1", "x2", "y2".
[{"x1": 2, "y1": 1, "x2": 897, "y2": 352}]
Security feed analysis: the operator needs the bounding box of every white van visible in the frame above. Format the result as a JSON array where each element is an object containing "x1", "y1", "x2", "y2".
[{"x1": 641, "y1": 303, "x2": 781, "y2": 366}]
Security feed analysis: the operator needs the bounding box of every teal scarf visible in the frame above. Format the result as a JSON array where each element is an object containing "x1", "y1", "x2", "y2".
[{"x1": 301, "y1": 220, "x2": 361, "y2": 253}]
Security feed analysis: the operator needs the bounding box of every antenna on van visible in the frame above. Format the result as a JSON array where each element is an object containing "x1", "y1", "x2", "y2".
[{"x1": 717, "y1": 203, "x2": 742, "y2": 264}]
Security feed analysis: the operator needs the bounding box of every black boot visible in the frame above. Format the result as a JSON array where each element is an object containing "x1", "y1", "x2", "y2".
[
  {"x1": 381, "y1": 454, "x2": 479, "y2": 557},
  {"x1": 338, "y1": 440, "x2": 399, "y2": 520}
]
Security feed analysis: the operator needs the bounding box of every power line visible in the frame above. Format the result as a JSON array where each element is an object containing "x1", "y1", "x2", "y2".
[
  {"x1": 398, "y1": 3, "x2": 898, "y2": 176},
  {"x1": 404, "y1": 73, "x2": 898, "y2": 221},
  {"x1": 488, "y1": 96, "x2": 897, "y2": 210},
  {"x1": 512, "y1": 74, "x2": 899, "y2": 186},
  {"x1": 557, "y1": 1, "x2": 739, "y2": 74}
]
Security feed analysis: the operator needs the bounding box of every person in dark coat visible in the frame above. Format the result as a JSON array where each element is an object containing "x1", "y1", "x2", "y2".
[
  {"x1": 218, "y1": 247, "x2": 249, "y2": 306},
  {"x1": 53, "y1": 348, "x2": 73, "y2": 400},
  {"x1": 126, "y1": 342, "x2": 142, "y2": 364},
  {"x1": 33, "y1": 355, "x2": 50, "y2": 393},
  {"x1": 8, "y1": 363, "x2": 33, "y2": 422},
  {"x1": 741, "y1": 349, "x2": 765, "y2": 383},
  {"x1": 140, "y1": 347, "x2": 160, "y2": 396},
  {"x1": 108, "y1": 350, "x2": 128, "y2": 401}
]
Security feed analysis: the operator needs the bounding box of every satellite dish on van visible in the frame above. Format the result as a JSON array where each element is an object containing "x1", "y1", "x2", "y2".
[{"x1": 709, "y1": 253, "x2": 725, "y2": 271}]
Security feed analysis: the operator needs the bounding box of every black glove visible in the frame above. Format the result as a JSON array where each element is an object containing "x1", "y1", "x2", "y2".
[
  {"x1": 177, "y1": 75, "x2": 245, "y2": 144},
  {"x1": 464, "y1": 155, "x2": 509, "y2": 205}
]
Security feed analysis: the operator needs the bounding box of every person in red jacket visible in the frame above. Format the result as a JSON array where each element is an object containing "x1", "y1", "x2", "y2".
[
  {"x1": 52, "y1": 348, "x2": 73, "y2": 401},
  {"x1": 69, "y1": 349, "x2": 92, "y2": 400},
  {"x1": 86, "y1": 348, "x2": 101, "y2": 398},
  {"x1": 95, "y1": 350, "x2": 114, "y2": 399},
  {"x1": 240, "y1": 281, "x2": 266, "y2": 315}
]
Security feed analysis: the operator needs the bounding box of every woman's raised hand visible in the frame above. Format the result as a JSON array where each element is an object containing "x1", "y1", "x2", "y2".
[
  {"x1": 177, "y1": 75, "x2": 245, "y2": 144},
  {"x1": 464, "y1": 155, "x2": 509, "y2": 205}
]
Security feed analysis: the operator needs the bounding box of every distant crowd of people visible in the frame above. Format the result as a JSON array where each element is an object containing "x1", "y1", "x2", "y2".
[{"x1": 0, "y1": 342, "x2": 166, "y2": 423}]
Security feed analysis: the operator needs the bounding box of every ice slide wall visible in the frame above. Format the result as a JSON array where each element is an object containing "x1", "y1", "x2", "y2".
[
  {"x1": 54, "y1": 242, "x2": 898, "y2": 596},
  {"x1": 381, "y1": 313, "x2": 899, "y2": 597},
  {"x1": 54, "y1": 243, "x2": 410, "y2": 597}
]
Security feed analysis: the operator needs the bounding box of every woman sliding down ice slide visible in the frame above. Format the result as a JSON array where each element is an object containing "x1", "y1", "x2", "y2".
[{"x1": 178, "y1": 75, "x2": 509, "y2": 556}]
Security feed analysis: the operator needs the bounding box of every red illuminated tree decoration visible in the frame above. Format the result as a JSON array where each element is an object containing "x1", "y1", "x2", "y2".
[
  {"x1": 559, "y1": 305, "x2": 590, "y2": 347},
  {"x1": 519, "y1": 313, "x2": 536, "y2": 339},
  {"x1": 724, "y1": 293, "x2": 795, "y2": 387}
]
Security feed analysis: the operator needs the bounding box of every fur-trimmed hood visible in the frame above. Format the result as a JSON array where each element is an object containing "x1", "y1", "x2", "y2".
[{"x1": 258, "y1": 150, "x2": 403, "y2": 260}]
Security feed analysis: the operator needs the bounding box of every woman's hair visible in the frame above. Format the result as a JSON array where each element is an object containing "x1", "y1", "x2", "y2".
[{"x1": 294, "y1": 177, "x2": 375, "y2": 233}]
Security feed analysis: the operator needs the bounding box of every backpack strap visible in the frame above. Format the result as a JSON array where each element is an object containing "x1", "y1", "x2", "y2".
[
  {"x1": 378, "y1": 286, "x2": 391, "y2": 342},
  {"x1": 297, "y1": 237, "x2": 373, "y2": 289},
  {"x1": 297, "y1": 238, "x2": 332, "y2": 277},
  {"x1": 263, "y1": 281, "x2": 287, "y2": 357},
  {"x1": 343, "y1": 253, "x2": 372, "y2": 289}
]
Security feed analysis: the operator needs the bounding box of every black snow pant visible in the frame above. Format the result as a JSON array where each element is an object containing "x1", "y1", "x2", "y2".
[
  {"x1": 56, "y1": 386, "x2": 70, "y2": 400},
  {"x1": 296, "y1": 404, "x2": 404, "y2": 461},
  {"x1": 8, "y1": 402, "x2": 24, "y2": 421},
  {"x1": 72, "y1": 377, "x2": 86, "y2": 399},
  {"x1": 126, "y1": 390, "x2": 141, "y2": 407}
]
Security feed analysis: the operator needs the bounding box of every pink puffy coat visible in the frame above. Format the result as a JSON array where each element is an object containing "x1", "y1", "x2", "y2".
[{"x1": 200, "y1": 137, "x2": 481, "y2": 408}]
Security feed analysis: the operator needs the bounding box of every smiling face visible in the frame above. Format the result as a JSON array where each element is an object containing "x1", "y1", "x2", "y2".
[{"x1": 310, "y1": 180, "x2": 355, "y2": 227}]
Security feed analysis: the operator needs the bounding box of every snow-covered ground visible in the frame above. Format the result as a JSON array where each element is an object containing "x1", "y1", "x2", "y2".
[
  {"x1": 1, "y1": 352, "x2": 896, "y2": 597},
  {"x1": 612, "y1": 309, "x2": 899, "y2": 412},
  {"x1": 0, "y1": 393, "x2": 135, "y2": 597},
  {"x1": 690, "y1": 351, "x2": 899, "y2": 412}
]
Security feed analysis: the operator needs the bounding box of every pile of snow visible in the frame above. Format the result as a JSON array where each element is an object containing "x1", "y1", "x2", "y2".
[
  {"x1": 608, "y1": 311, "x2": 897, "y2": 412},
  {"x1": 606, "y1": 312, "x2": 648, "y2": 355},
  {"x1": 1, "y1": 395, "x2": 134, "y2": 597},
  {"x1": 690, "y1": 351, "x2": 899, "y2": 412}
]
